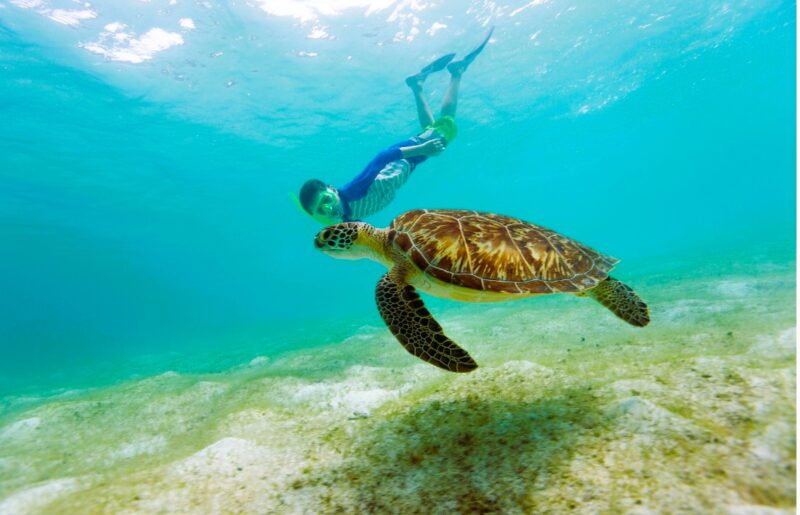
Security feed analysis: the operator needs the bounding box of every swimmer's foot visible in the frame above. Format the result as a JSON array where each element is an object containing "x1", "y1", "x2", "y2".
[
  {"x1": 447, "y1": 26, "x2": 494, "y2": 77},
  {"x1": 405, "y1": 74, "x2": 424, "y2": 91},
  {"x1": 406, "y1": 52, "x2": 456, "y2": 89}
]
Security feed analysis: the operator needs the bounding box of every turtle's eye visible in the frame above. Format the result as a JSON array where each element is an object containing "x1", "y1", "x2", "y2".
[{"x1": 322, "y1": 229, "x2": 331, "y2": 240}]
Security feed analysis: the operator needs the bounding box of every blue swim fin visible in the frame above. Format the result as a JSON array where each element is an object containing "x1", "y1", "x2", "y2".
[
  {"x1": 420, "y1": 52, "x2": 456, "y2": 75},
  {"x1": 407, "y1": 52, "x2": 456, "y2": 85},
  {"x1": 448, "y1": 26, "x2": 494, "y2": 74}
]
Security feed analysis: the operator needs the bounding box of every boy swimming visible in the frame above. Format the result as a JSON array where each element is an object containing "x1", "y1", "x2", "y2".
[{"x1": 298, "y1": 28, "x2": 493, "y2": 224}]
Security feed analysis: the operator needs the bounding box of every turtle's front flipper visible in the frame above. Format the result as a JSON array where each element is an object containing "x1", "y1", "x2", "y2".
[
  {"x1": 585, "y1": 276, "x2": 650, "y2": 327},
  {"x1": 376, "y1": 270, "x2": 477, "y2": 372}
]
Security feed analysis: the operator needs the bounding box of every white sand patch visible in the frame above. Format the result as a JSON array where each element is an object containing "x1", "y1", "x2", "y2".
[
  {"x1": 689, "y1": 356, "x2": 729, "y2": 369},
  {"x1": 747, "y1": 328, "x2": 796, "y2": 360},
  {"x1": 129, "y1": 432, "x2": 325, "y2": 513},
  {"x1": 0, "y1": 478, "x2": 81, "y2": 514},
  {"x1": 688, "y1": 332, "x2": 715, "y2": 344},
  {"x1": 332, "y1": 388, "x2": 397, "y2": 414},
  {"x1": 156, "y1": 379, "x2": 227, "y2": 399},
  {"x1": 127, "y1": 437, "x2": 287, "y2": 513},
  {"x1": 726, "y1": 506, "x2": 793, "y2": 515},
  {"x1": 605, "y1": 396, "x2": 700, "y2": 437},
  {"x1": 286, "y1": 382, "x2": 326, "y2": 404},
  {"x1": 660, "y1": 299, "x2": 731, "y2": 322},
  {"x1": 748, "y1": 421, "x2": 794, "y2": 463},
  {"x1": 0, "y1": 417, "x2": 40, "y2": 439},
  {"x1": 344, "y1": 364, "x2": 402, "y2": 380},
  {"x1": 110, "y1": 435, "x2": 168, "y2": 460},
  {"x1": 284, "y1": 365, "x2": 416, "y2": 416},
  {"x1": 605, "y1": 379, "x2": 666, "y2": 398},
  {"x1": 249, "y1": 355, "x2": 269, "y2": 366},
  {"x1": 191, "y1": 380, "x2": 228, "y2": 399},
  {"x1": 712, "y1": 279, "x2": 754, "y2": 297},
  {"x1": 291, "y1": 381, "x2": 400, "y2": 415},
  {"x1": 171, "y1": 437, "x2": 270, "y2": 477},
  {"x1": 138, "y1": 380, "x2": 227, "y2": 424},
  {"x1": 749, "y1": 369, "x2": 795, "y2": 422},
  {"x1": 493, "y1": 360, "x2": 554, "y2": 377}
]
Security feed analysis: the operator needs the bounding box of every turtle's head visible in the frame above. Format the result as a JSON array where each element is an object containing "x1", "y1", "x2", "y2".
[{"x1": 314, "y1": 222, "x2": 385, "y2": 262}]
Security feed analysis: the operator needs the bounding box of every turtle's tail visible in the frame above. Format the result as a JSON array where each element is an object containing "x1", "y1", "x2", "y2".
[{"x1": 585, "y1": 276, "x2": 650, "y2": 327}]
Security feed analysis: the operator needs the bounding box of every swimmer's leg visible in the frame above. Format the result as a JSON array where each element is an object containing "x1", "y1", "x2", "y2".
[
  {"x1": 406, "y1": 75, "x2": 435, "y2": 129},
  {"x1": 441, "y1": 27, "x2": 493, "y2": 119},
  {"x1": 440, "y1": 72, "x2": 461, "y2": 119},
  {"x1": 406, "y1": 53, "x2": 455, "y2": 128}
]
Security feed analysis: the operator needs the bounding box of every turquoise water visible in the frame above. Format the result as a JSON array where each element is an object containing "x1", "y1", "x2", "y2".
[{"x1": 0, "y1": 1, "x2": 795, "y2": 512}]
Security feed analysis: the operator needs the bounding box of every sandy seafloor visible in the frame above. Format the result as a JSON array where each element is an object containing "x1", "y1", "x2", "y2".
[{"x1": 0, "y1": 253, "x2": 795, "y2": 514}]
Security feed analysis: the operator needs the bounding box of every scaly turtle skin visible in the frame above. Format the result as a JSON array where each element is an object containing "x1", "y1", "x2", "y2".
[{"x1": 314, "y1": 209, "x2": 650, "y2": 373}]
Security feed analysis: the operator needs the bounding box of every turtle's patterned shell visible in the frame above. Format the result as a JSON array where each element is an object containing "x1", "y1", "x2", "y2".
[{"x1": 388, "y1": 209, "x2": 619, "y2": 294}]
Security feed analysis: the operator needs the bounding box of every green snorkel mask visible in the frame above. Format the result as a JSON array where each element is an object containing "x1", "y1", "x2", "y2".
[{"x1": 289, "y1": 189, "x2": 343, "y2": 226}]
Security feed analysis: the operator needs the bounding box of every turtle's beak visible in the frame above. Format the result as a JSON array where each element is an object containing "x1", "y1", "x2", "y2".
[{"x1": 314, "y1": 235, "x2": 325, "y2": 249}]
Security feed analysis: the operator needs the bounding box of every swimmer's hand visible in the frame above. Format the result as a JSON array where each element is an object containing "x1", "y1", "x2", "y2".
[{"x1": 399, "y1": 138, "x2": 446, "y2": 159}]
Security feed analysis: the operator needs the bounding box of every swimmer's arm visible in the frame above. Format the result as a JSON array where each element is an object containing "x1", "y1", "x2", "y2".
[
  {"x1": 399, "y1": 138, "x2": 445, "y2": 158},
  {"x1": 340, "y1": 139, "x2": 445, "y2": 201}
]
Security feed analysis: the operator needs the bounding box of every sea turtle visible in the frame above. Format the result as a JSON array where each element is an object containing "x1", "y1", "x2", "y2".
[{"x1": 314, "y1": 209, "x2": 649, "y2": 373}]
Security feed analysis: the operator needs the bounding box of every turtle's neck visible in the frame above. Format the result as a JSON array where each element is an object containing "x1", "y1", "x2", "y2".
[{"x1": 354, "y1": 223, "x2": 394, "y2": 268}]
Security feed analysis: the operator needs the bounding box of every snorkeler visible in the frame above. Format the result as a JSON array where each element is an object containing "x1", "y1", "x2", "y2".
[{"x1": 297, "y1": 27, "x2": 493, "y2": 224}]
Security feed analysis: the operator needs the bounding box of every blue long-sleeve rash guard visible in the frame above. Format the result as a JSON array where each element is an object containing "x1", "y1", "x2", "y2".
[{"x1": 338, "y1": 139, "x2": 427, "y2": 220}]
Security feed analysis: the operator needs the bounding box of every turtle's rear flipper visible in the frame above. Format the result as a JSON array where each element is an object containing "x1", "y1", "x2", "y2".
[
  {"x1": 585, "y1": 276, "x2": 650, "y2": 327},
  {"x1": 376, "y1": 270, "x2": 478, "y2": 372}
]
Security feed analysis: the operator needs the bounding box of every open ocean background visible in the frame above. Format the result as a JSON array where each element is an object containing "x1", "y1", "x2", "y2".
[{"x1": 0, "y1": 1, "x2": 795, "y2": 513}]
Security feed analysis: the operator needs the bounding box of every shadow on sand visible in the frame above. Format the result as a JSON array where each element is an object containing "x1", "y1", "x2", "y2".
[{"x1": 282, "y1": 386, "x2": 606, "y2": 513}]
